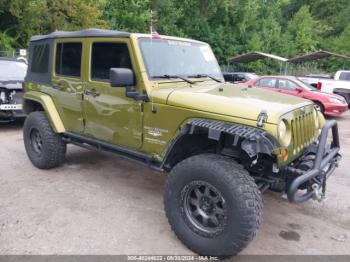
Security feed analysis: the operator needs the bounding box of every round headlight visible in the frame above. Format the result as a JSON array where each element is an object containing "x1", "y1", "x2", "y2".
[{"x1": 278, "y1": 120, "x2": 286, "y2": 139}]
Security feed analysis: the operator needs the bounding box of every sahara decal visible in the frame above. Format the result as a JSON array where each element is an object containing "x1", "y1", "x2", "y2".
[{"x1": 144, "y1": 126, "x2": 169, "y2": 137}]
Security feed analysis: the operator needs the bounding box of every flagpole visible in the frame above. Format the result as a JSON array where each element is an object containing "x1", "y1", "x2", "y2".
[{"x1": 150, "y1": 10, "x2": 153, "y2": 35}]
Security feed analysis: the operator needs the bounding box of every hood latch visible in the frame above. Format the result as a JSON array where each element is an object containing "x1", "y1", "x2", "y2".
[{"x1": 257, "y1": 110, "x2": 268, "y2": 128}]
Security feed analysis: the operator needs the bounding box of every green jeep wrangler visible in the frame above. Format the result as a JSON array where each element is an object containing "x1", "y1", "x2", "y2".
[{"x1": 23, "y1": 29, "x2": 341, "y2": 258}]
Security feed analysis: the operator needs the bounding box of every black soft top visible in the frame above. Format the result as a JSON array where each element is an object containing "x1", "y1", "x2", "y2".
[{"x1": 30, "y1": 28, "x2": 131, "y2": 42}]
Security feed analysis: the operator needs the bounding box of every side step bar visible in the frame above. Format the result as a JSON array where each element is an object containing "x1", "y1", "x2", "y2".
[{"x1": 62, "y1": 132, "x2": 163, "y2": 171}]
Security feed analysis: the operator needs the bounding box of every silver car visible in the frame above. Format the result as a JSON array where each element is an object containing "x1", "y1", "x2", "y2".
[{"x1": 0, "y1": 58, "x2": 27, "y2": 121}]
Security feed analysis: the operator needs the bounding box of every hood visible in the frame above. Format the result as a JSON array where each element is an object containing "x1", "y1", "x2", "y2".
[
  {"x1": 155, "y1": 82, "x2": 312, "y2": 124},
  {"x1": 0, "y1": 60, "x2": 27, "y2": 82},
  {"x1": 0, "y1": 80, "x2": 24, "y2": 90}
]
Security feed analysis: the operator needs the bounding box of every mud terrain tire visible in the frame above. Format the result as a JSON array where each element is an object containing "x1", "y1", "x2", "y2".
[
  {"x1": 164, "y1": 154, "x2": 262, "y2": 258},
  {"x1": 23, "y1": 111, "x2": 66, "y2": 169}
]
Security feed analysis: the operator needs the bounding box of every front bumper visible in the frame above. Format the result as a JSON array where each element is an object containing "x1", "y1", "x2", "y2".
[
  {"x1": 0, "y1": 104, "x2": 25, "y2": 121},
  {"x1": 284, "y1": 120, "x2": 341, "y2": 203},
  {"x1": 324, "y1": 103, "x2": 348, "y2": 117},
  {"x1": 0, "y1": 89, "x2": 25, "y2": 121}
]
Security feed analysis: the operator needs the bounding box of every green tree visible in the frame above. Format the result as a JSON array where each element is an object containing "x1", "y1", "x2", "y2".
[
  {"x1": 1, "y1": 0, "x2": 350, "y2": 73},
  {"x1": 46, "y1": 0, "x2": 106, "y2": 31},
  {"x1": 103, "y1": 0, "x2": 151, "y2": 32},
  {"x1": 0, "y1": 0, "x2": 105, "y2": 51},
  {"x1": 150, "y1": 0, "x2": 184, "y2": 36},
  {"x1": 287, "y1": 5, "x2": 319, "y2": 54},
  {"x1": 334, "y1": 25, "x2": 350, "y2": 55}
]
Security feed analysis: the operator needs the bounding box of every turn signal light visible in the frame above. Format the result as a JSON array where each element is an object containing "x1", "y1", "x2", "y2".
[{"x1": 281, "y1": 148, "x2": 288, "y2": 161}]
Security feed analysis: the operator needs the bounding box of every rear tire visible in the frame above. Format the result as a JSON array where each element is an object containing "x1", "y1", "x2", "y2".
[
  {"x1": 23, "y1": 111, "x2": 66, "y2": 169},
  {"x1": 164, "y1": 154, "x2": 262, "y2": 258}
]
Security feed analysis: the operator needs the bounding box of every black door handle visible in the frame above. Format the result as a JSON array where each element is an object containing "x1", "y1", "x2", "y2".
[{"x1": 84, "y1": 89, "x2": 100, "y2": 97}]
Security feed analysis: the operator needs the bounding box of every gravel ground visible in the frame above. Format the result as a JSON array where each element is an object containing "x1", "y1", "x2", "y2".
[{"x1": 0, "y1": 112, "x2": 349, "y2": 256}]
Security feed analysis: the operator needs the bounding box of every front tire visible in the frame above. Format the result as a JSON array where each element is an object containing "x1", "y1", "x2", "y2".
[
  {"x1": 164, "y1": 154, "x2": 262, "y2": 258},
  {"x1": 23, "y1": 111, "x2": 66, "y2": 169}
]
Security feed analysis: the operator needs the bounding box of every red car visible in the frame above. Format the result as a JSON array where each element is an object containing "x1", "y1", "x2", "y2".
[{"x1": 244, "y1": 76, "x2": 348, "y2": 117}]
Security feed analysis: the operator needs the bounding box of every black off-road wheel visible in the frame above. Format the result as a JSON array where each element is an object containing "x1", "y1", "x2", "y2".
[
  {"x1": 23, "y1": 111, "x2": 66, "y2": 169},
  {"x1": 164, "y1": 154, "x2": 262, "y2": 259}
]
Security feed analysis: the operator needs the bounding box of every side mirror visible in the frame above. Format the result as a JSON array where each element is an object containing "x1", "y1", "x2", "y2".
[
  {"x1": 109, "y1": 67, "x2": 148, "y2": 101},
  {"x1": 110, "y1": 68, "x2": 135, "y2": 87},
  {"x1": 316, "y1": 82, "x2": 322, "y2": 90},
  {"x1": 296, "y1": 87, "x2": 303, "y2": 93}
]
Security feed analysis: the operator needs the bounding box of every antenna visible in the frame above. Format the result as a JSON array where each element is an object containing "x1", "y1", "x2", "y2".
[
  {"x1": 150, "y1": 9, "x2": 156, "y2": 113},
  {"x1": 150, "y1": 9, "x2": 153, "y2": 33}
]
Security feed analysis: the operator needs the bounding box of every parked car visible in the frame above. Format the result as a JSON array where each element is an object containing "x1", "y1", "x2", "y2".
[
  {"x1": 244, "y1": 76, "x2": 348, "y2": 117},
  {"x1": 0, "y1": 57, "x2": 27, "y2": 121},
  {"x1": 223, "y1": 72, "x2": 258, "y2": 83},
  {"x1": 299, "y1": 71, "x2": 350, "y2": 106},
  {"x1": 23, "y1": 29, "x2": 340, "y2": 258},
  {"x1": 334, "y1": 70, "x2": 350, "y2": 81}
]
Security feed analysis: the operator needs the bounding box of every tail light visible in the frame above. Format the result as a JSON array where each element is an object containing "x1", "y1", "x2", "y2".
[{"x1": 316, "y1": 82, "x2": 322, "y2": 90}]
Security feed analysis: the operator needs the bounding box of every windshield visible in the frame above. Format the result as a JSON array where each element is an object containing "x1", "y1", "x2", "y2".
[
  {"x1": 296, "y1": 78, "x2": 318, "y2": 91},
  {"x1": 0, "y1": 60, "x2": 27, "y2": 81},
  {"x1": 138, "y1": 38, "x2": 222, "y2": 79}
]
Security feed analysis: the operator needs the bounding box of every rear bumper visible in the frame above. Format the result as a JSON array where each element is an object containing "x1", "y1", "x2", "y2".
[
  {"x1": 324, "y1": 103, "x2": 348, "y2": 116},
  {"x1": 285, "y1": 120, "x2": 341, "y2": 203}
]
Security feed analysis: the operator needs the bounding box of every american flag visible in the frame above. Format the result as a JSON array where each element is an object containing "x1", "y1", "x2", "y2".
[{"x1": 150, "y1": 26, "x2": 160, "y2": 39}]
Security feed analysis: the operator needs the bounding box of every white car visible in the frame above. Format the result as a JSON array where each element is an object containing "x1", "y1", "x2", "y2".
[
  {"x1": 334, "y1": 70, "x2": 350, "y2": 81},
  {"x1": 299, "y1": 70, "x2": 350, "y2": 106}
]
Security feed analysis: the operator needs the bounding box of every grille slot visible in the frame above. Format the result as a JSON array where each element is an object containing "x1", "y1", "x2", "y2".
[{"x1": 291, "y1": 111, "x2": 316, "y2": 154}]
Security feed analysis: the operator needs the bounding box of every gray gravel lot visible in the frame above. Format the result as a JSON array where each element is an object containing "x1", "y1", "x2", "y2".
[{"x1": 0, "y1": 112, "x2": 349, "y2": 255}]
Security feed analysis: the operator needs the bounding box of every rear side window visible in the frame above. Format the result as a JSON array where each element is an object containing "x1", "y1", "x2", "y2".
[
  {"x1": 31, "y1": 44, "x2": 49, "y2": 73},
  {"x1": 55, "y1": 42, "x2": 82, "y2": 77},
  {"x1": 91, "y1": 42, "x2": 132, "y2": 81},
  {"x1": 256, "y1": 78, "x2": 276, "y2": 88},
  {"x1": 339, "y1": 72, "x2": 350, "y2": 81}
]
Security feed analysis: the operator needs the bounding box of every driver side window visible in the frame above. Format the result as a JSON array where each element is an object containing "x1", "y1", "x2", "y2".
[
  {"x1": 277, "y1": 79, "x2": 297, "y2": 90},
  {"x1": 256, "y1": 78, "x2": 276, "y2": 88},
  {"x1": 91, "y1": 42, "x2": 132, "y2": 82}
]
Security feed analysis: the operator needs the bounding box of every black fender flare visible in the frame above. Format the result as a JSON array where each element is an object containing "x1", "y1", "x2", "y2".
[{"x1": 162, "y1": 118, "x2": 281, "y2": 169}]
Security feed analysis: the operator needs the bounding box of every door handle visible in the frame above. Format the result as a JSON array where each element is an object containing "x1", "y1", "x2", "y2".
[{"x1": 84, "y1": 89, "x2": 100, "y2": 97}]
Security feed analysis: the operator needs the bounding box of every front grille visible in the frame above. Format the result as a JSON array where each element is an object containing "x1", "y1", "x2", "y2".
[{"x1": 291, "y1": 111, "x2": 317, "y2": 154}]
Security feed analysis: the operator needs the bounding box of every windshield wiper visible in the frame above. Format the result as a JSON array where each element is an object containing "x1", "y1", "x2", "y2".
[
  {"x1": 189, "y1": 74, "x2": 223, "y2": 83},
  {"x1": 152, "y1": 74, "x2": 195, "y2": 84}
]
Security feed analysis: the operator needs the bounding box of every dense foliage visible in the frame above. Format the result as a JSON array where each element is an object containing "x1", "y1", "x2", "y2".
[{"x1": 1, "y1": 0, "x2": 349, "y2": 73}]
